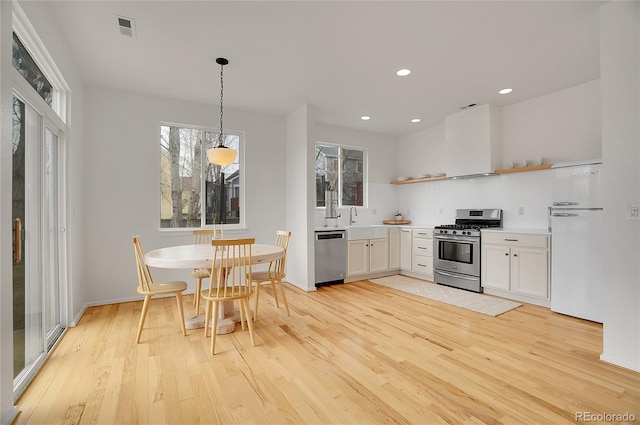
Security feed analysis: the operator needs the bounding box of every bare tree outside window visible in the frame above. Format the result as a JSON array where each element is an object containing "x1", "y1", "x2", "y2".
[
  {"x1": 161, "y1": 125, "x2": 241, "y2": 228},
  {"x1": 315, "y1": 144, "x2": 365, "y2": 208}
]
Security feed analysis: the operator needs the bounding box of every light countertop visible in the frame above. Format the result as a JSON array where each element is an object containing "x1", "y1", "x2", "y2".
[{"x1": 482, "y1": 227, "x2": 550, "y2": 235}]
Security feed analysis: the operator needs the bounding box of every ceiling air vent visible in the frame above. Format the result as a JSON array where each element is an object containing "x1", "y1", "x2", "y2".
[
  {"x1": 116, "y1": 15, "x2": 136, "y2": 38},
  {"x1": 459, "y1": 103, "x2": 478, "y2": 110}
]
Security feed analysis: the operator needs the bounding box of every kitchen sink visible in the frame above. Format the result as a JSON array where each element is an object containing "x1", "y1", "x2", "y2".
[{"x1": 347, "y1": 225, "x2": 388, "y2": 240}]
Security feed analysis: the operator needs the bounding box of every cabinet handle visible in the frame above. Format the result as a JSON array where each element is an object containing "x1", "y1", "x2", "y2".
[
  {"x1": 513, "y1": 254, "x2": 518, "y2": 257},
  {"x1": 504, "y1": 252, "x2": 509, "y2": 256},
  {"x1": 504, "y1": 238, "x2": 518, "y2": 242},
  {"x1": 418, "y1": 246, "x2": 426, "y2": 250},
  {"x1": 418, "y1": 263, "x2": 426, "y2": 267}
]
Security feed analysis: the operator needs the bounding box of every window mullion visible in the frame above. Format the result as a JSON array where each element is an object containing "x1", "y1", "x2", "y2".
[{"x1": 200, "y1": 130, "x2": 207, "y2": 227}]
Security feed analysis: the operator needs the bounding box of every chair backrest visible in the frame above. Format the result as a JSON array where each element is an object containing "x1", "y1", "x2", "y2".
[
  {"x1": 270, "y1": 230, "x2": 292, "y2": 274},
  {"x1": 193, "y1": 228, "x2": 222, "y2": 245},
  {"x1": 207, "y1": 238, "x2": 256, "y2": 299},
  {"x1": 132, "y1": 236, "x2": 153, "y2": 292}
]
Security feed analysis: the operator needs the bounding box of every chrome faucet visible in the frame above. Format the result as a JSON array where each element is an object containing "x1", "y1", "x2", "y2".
[{"x1": 349, "y1": 206, "x2": 358, "y2": 225}]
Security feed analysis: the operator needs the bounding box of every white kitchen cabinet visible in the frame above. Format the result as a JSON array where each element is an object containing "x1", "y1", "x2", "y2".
[
  {"x1": 388, "y1": 227, "x2": 400, "y2": 271},
  {"x1": 347, "y1": 238, "x2": 388, "y2": 277},
  {"x1": 411, "y1": 229, "x2": 433, "y2": 279},
  {"x1": 481, "y1": 231, "x2": 550, "y2": 306},
  {"x1": 400, "y1": 228, "x2": 412, "y2": 271}
]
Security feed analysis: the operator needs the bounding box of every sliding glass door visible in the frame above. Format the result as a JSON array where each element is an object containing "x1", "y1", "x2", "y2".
[{"x1": 12, "y1": 93, "x2": 64, "y2": 395}]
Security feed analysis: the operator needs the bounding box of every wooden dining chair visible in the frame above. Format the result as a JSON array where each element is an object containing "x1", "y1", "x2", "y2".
[
  {"x1": 191, "y1": 228, "x2": 221, "y2": 315},
  {"x1": 251, "y1": 230, "x2": 292, "y2": 322},
  {"x1": 202, "y1": 238, "x2": 256, "y2": 355},
  {"x1": 132, "y1": 236, "x2": 188, "y2": 343}
]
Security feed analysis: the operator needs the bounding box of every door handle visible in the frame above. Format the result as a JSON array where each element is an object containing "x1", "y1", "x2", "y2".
[
  {"x1": 436, "y1": 270, "x2": 478, "y2": 281},
  {"x1": 14, "y1": 218, "x2": 22, "y2": 263}
]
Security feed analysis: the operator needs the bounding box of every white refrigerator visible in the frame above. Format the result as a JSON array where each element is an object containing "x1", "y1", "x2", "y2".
[{"x1": 549, "y1": 160, "x2": 603, "y2": 323}]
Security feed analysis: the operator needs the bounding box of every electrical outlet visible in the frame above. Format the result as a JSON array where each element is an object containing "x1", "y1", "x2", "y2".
[
  {"x1": 629, "y1": 205, "x2": 640, "y2": 220},
  {"x1": 518, "y1": 207, "x2": 525, "y2": 216},
  {"x1": 372, "y1": 209, "x2": 377, "y2": 216}
]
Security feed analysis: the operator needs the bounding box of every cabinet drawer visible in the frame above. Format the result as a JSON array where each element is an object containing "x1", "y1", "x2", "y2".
[
  {"x1": 411, "y1": 254, "x2": 433, "y2": 275},
  {"x1": 482, "y1": 232, "x2": 548, "y2": 249},
  {"x1": 412, "y1": 238, "x2": 433, "y2": 257},
  {"x1": 412, "y1": 229, "x2": 433, "y2": 239}
]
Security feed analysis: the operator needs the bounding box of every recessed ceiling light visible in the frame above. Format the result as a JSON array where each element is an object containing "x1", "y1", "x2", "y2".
[
  {"x1": 396, "y1": 69, "x2": 411, "y2": 77},
  {"x1": 499, "y1": 88, "x2": 513, "y2": 95},
  {"x1": 361, "y1": 116, "x2": 371, "y2": 121},
  {"x1": 411, "y1": 118, "x2": 421, "y2": 123}
]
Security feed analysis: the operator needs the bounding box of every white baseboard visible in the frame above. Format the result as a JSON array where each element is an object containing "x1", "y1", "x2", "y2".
[{"x1": 599, "y1": 353, "x2": 640, "y2": 372}]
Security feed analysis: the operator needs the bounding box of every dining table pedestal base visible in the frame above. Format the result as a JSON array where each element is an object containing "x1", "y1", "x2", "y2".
[{"x1": 185, "y1": 300, "x2": 247, "y2": 334}]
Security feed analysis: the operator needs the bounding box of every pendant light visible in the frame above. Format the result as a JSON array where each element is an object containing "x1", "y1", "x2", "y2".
[{"x1": 206, "y1": 57, "x2": 236, "y2": 166}]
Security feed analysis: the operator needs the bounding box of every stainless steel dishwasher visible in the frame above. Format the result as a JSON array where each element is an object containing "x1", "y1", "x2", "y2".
[{"x1": 314, "y1": 229, "x2": 347, "y2": 286}]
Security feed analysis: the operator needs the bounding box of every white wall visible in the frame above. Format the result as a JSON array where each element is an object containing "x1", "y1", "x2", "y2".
[
  {"x1": 285, "y1": 105, "x2": 316, "y2": 291},
  {"x1": 502, "y1": 79, "x2": 601, "y2": 166},
  {"x1": 81, "y1": 85, "x2": 286, "y2": 305},
  {"x1": 397, "y1": 80, "x2": 600, "y2": 229},
  {"x1": 314, "y1": 123, "x2": 398, "y2": 227},
  {"x1": 600, "y1": 0, "x2": 640, "y2": 372}
]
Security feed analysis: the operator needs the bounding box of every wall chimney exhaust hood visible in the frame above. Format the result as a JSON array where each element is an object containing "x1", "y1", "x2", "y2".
[{"x1": 445, "y1": 104, "x2": 502, "y2": 179}]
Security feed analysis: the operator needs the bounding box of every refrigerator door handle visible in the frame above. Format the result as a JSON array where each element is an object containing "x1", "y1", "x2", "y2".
[
  {"x1": 553, "y1": 201, "x2": 579, "y2": 206},
  {"x1": 552, "y1": 212, "x2": 579, "y2": 217}
]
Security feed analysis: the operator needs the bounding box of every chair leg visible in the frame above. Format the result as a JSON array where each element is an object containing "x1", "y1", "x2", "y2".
[
  {"x1": 277, "y1": 279, "x2": 290, "y2": 316},
  {"x1": 253, "y1": 282, "x2": 261, "y2": 322},
  {"x1": 211, "y1": 301, "x2": 219, "y2": 355},
  {"x1": 270, "y1": 280, "x2": 281, "y2": 307},
  {"x1": 175, "y1": 292, "x2": 187, "y2": 336},
  {"x1": 204, "y1": 300, "x2": 212, "y2": 338},
  {"x1": 236, "y1": 299, "x2": 244, "y2": 330},
  {"x1": 194, "y1": 277, "x2": 202, "y2": 315},
  {"x1": 136, "y1": 295, "x2": 152, "y2": 343},
  {"x1": 241, "y1": 298, "x2": 256, "y2": 347}
]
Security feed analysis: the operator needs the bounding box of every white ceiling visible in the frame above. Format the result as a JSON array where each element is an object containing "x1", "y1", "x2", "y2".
[{"x1": 46, "y1": 1, "x2": 603, "y2": 136}]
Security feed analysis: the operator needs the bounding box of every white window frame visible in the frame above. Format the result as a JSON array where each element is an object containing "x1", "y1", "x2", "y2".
[
  {"x1": 315, "y1": 142, "x2": 368, "y2": 209},
  {"x1": 12, "y1": 3, "x2": 68, "y2": 125},
  {"x1": 159, "y1": 122, "x2": 245, "y2": 231}
]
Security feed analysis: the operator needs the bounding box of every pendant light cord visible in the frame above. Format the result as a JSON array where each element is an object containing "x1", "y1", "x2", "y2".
[{"x1": 218, "y1": 61, "x2": 224, "y2": 148}]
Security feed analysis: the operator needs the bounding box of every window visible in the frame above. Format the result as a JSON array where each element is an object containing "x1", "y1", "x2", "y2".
[
  {"x1": 12, "y1": 32, "x2": 54, "y2": 107},
  {"x1": 160, "y1": 124, "x2": 242, "y2": 229},
  {"x1": 315, "y1": 144, "x2": 366, "y2": 208}
]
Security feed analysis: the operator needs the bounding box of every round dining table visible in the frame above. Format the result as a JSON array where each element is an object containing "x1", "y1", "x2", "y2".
[{"x1": 145, "y1": 243, "x2": 284, "y2": 332}]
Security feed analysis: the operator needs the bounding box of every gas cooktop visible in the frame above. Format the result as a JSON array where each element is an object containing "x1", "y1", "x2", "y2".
[{"x1": 435, "y1": 209, "x2": 503, "y2": 236}]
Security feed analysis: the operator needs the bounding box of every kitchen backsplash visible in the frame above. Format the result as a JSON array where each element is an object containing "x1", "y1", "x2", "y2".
[
  {"x1": 397, "y1": 170, "x2": 553, "y2": 229},
  {"x1": 315, "y1": 172, "x2": 552, "y2": 229}
]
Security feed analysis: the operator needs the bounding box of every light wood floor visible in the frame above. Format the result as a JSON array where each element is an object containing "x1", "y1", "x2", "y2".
[{"x1": 14, "y1": 280, "x2": 640, "y2": 425}]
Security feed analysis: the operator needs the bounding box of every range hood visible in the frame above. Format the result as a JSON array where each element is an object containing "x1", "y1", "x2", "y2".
[{"x1": 444, "y1": 104, "x2": 502, "y2": 178}]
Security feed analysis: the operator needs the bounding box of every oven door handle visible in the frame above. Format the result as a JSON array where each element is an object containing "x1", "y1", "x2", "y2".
[
  {"x1": 435, "y1": 270, "x2": 478, "y2": 281},
  {"x1": 434, "y1": 235, "x2": 478, "y2": 243}
]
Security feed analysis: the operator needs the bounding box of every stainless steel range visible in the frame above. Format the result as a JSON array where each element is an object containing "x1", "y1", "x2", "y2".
[{"x1": 434, "y1": 209, "x2": 502, "y2": 292}]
